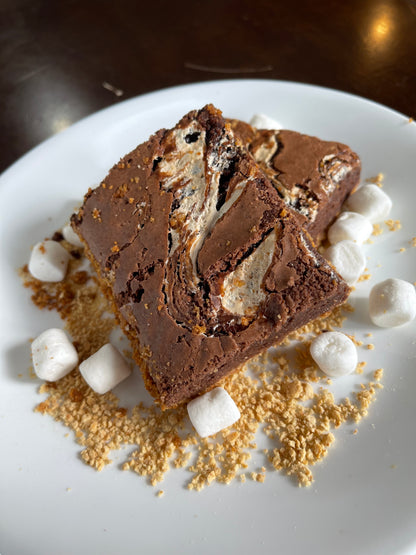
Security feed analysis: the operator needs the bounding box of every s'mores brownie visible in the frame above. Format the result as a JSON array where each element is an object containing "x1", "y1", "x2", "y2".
[{"x1": 71, "y1": 105, "x2": 350, "y2": 408}]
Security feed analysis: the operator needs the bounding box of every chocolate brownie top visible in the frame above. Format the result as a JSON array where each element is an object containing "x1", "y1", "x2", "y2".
[
  {"x1": 230, "y1": 120, "x2": 361, "y2": 239},
  {"x1": 72, "y1": 105, "x2": 349, "y2": 408}
]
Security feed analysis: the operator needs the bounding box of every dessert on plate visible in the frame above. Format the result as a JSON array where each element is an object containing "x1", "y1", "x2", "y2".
[{"x1": 71, "y1": 104, "x2": 355, "y2": 409}]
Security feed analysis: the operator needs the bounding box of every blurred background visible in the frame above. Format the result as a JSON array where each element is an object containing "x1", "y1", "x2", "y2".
[{"x1": 1, "y1": 0, "x2": 415, "y2": 173}]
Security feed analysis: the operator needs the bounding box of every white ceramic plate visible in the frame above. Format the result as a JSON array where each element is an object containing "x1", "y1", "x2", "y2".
[{"x1": 1, "y1": 80, "x2": 415, "y2": 555}]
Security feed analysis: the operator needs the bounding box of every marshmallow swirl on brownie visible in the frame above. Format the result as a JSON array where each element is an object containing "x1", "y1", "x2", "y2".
[{"x1": 71, "y1": 105, "x2": 350, "y2": 408}]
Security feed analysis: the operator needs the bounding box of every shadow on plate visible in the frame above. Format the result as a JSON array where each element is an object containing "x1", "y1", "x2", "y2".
[
  {"x1": 345, "y1": 296, "x2": 373, "y2": 327},
  {"x1": 4, "y1": 340, "x2": 35, "y2": 383},
  {"x1": 112, "y1": 364, "x2": 155, "y2": 411}
]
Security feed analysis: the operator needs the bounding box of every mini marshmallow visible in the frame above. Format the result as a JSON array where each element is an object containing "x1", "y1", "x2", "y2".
[
  {"x1": 328, "y1": 211, "x2": 373, "y2": 245},
  {"x1": 187, "y1": 387, "x2": 240, "y2": 438},
  {"x1": 310, "y1": 331, "x2": 357, "y2": 377},
  {"x1": 325, "y1": 240, "x2": 366, "y2": 285},
  {"x1": 345, "y1": 184, "x2": 392, "y2": 223},
  {"x1": 79, "y1": 343, "x2": 131, "y2": 394},
  {"x1": 62, "y1": 223, "x2": 84, "y2": 249},
  {"x1": 249, "y1": 113, "x2": 282, "y2": 130},
  {"x1": 28, "y1": 240, "x2": 71, "y2": 282},
  {"x1": 369, "y1": 278, "x2": 416, "y2": 327},
  {"x1": 31, "y1": 328, "x2": 79, "y2": 381}
]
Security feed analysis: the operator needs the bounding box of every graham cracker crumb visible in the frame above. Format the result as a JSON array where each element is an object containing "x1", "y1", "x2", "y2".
[
  {"x1": 411, "y1": 237, "x2": 416, "y2": 248},
  {"x1": 347, "y1": 334, "x2": 363, "y2": 347},
  {"x1": 372, "y1": 224, "x2": 383, "y2": 236},
  {"x1": 356, "y1": 361, "x2": 367, "y2": 375},
  {"x1": 366, "y1": 344, "x2": 375, "y2": 350},
  {"x1": 192, "y1": 324, "x2": 207, "y2": 335},
  {"x1": 366, "y1": 174, "x2": 384, "y2": 187},
  {"x1": 92, "y1": 208, "x2": 102, "y2": 222},
  {"x1": 19, "y1": 238, "x2": 382, "y2": 492},
  {"x1": 373, "y1": 368, "x2": 383, "y2": 381},
  {"x1": 385, "y1": 219, "x2": 401, "y2": 232},
  {"x1": 114, "y1": 183, "x2": 128, "y2": 198}
]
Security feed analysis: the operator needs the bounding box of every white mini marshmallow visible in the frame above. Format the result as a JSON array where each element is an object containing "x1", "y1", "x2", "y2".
[
  {"x1": 328, "y1": 211, "x2": 373, "y2": 245},
  {"x1": 325, "y1": 240, "x2": 366, "y2": 285},
  {"x1": 31, "y1": 328, "x2": 79, "y2": 381},
  {"x1": 345, "y1": 184, "x2": 392, "y2": 223},
  {"x1": 187, "y1": 387, "x2": 240, "y2": 438},
  {"x1": 249, "y1": 113, "x2": 283, "y2": 130},
  {"x1": 310, "y1": 331, "x2": 357, "y2": 377},
  {"x1": 28, "y1": 240, "x2": 71, "y2": 282},
  {"x1": 79, "y1": 343, "x2": 131, "y2": 394},
  {"x1": 369, "y1": 278, "x2": 416, "y2": 327},
  {"x1": 62, "y1": 223, "x2": 84, "y2": 249}
]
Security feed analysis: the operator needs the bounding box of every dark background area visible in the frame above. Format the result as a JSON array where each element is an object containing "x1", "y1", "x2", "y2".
[{"x1": 1, "y1": 0, "x2": 416, "y2": 173}]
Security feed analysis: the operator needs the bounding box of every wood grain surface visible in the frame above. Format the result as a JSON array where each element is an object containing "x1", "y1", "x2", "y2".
[{"x1": 1, "y1": 0, "x2": 415, "y2": 172}]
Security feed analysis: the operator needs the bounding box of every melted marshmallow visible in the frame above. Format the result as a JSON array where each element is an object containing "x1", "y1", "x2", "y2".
[{"x1": 221, "y1": 229, "x2": 276, "y2": 315}]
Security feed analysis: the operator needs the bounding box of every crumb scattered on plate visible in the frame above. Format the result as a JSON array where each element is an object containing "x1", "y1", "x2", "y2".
[{"x1": 19, "y1": 238, "x2": 382, "y2": 491}]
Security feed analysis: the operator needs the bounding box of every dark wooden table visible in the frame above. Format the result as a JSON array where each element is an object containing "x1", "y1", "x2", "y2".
[{"x1": 1, "y1": 0, "x2": 416, "y2": 174}]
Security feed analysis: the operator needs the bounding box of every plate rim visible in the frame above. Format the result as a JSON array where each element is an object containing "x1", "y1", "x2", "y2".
[
  {"x1": 0, "y1": 78, "x2": 412, "y2": 182},
  {"x1": 1, "y1": 78, "x2": 415, "y2": 555}
]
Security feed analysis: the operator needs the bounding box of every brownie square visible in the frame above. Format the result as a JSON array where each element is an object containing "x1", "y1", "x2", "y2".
[{"x1": 72, "y1": 105, "x2": 350, "y2": 408}]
